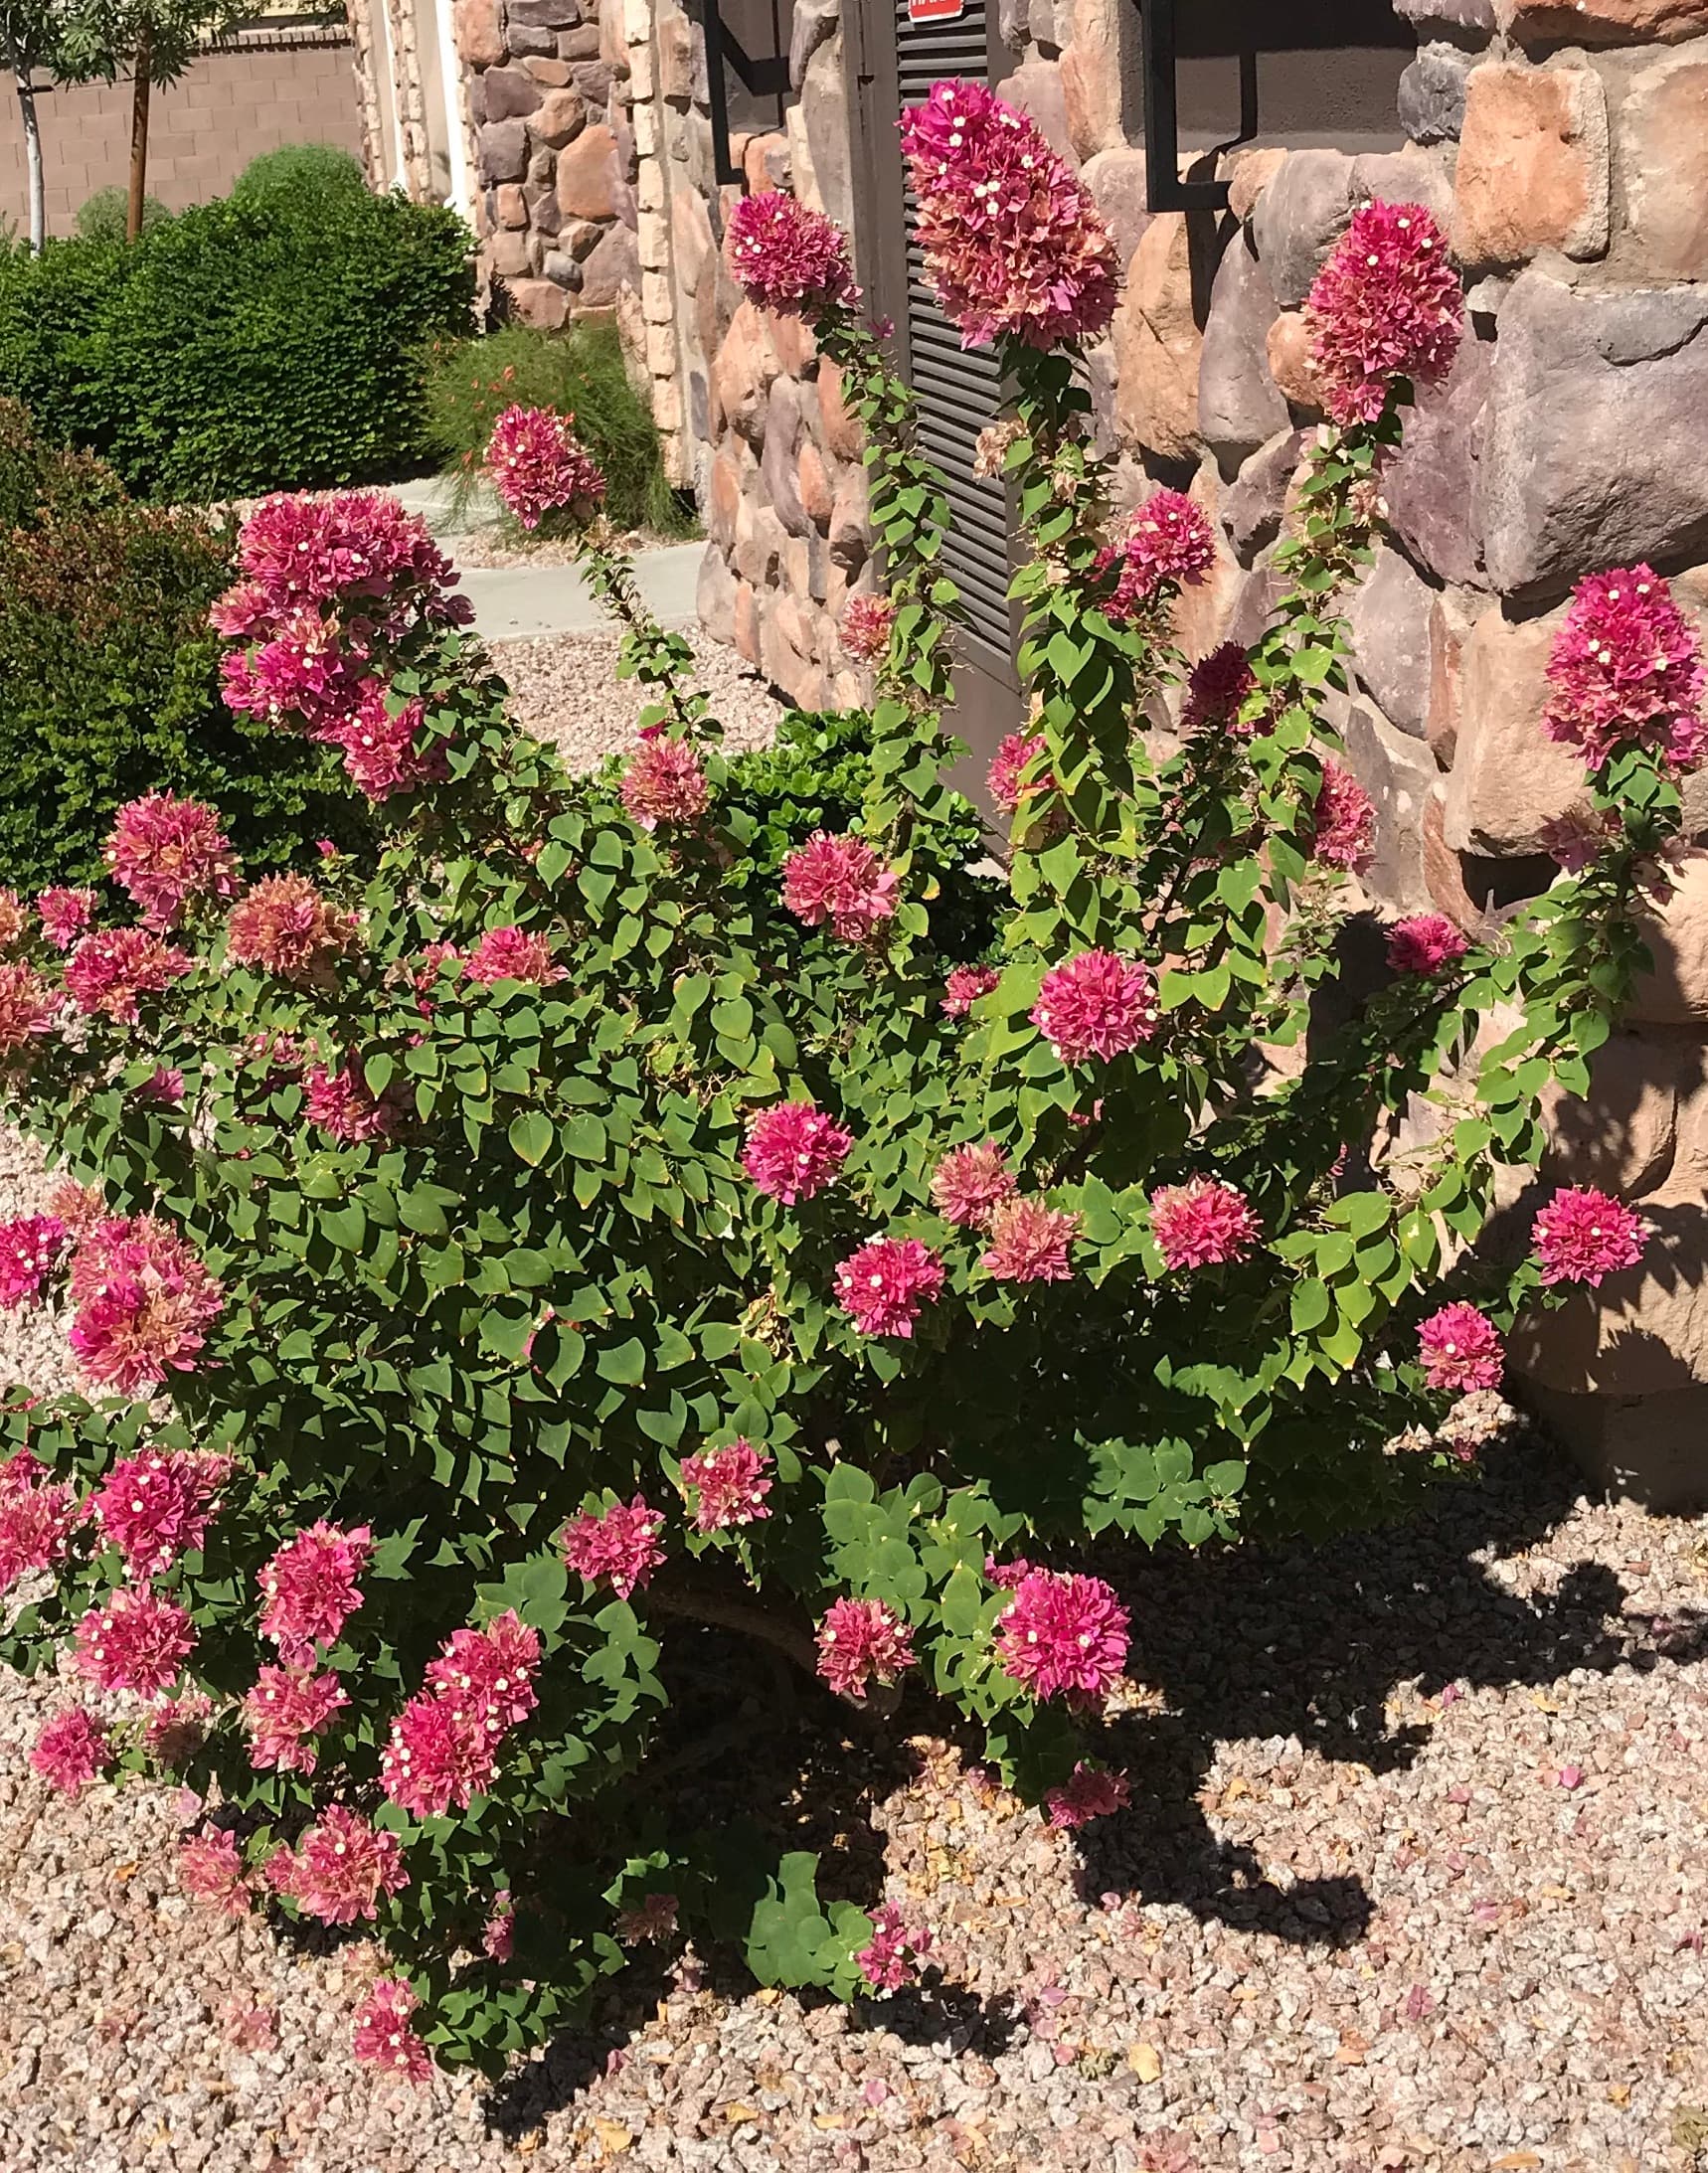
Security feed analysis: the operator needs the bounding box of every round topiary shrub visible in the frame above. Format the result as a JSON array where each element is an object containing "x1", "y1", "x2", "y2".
[{"x1": 0, "y1": 83, "x2": 1685, "y2": 2083}]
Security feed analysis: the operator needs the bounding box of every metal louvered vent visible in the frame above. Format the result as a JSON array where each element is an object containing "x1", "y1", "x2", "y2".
[{"x1": 893, "y1": 7, "x2": 1014, "y2": 667}]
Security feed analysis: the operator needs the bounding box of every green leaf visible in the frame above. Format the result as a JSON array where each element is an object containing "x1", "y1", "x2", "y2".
[{"x1": 508, "y1": 1111, "x2": 554, "y2": 1167}]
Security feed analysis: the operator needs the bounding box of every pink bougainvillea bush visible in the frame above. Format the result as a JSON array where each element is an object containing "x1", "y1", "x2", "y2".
[{"x1": 0, "y1": 83, "x2": 1685, "y2": 2082}]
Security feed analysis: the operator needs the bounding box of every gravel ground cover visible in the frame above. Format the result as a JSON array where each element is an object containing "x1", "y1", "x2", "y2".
[{"x1": 490, "y1": 631, "x2": 784, "y2": 774}]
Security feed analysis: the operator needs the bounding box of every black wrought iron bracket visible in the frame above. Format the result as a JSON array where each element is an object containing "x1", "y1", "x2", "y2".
[
  {"x1": 703, "y1": 0, "x2": 792, "y2": 186},
  {"x1": 1138, "y1": 0, "x2": 1258, "y2": 214}
]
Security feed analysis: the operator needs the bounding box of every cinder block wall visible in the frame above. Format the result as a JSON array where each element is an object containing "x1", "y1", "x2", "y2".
[{"x1": 0, "y1": 30, "x2": 365, "y2": 236}]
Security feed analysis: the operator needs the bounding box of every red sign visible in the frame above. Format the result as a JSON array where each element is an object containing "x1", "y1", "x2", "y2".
[{"x1": 908, "y1": 0, "x2": 965, "y2": 19}]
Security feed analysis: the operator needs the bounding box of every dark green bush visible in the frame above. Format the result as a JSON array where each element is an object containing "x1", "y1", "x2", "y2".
[
  {"x1": 232, "y1": 143, "x2": 369, "y2": 209},
  {"x1": 75, "y1": 187, "x2": 171, "y2": 243},
  {"x1": 0, "y1": 186, "x2": 474, "y2": 501},
  {"x1": 424, "y1": 319, "x2": 695, "y2": 537},
  {"x1": 0, "y1": 400, "x2": 371, "y2": 893}
]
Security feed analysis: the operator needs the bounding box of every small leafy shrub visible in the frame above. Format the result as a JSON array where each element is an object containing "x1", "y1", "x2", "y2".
[
  {"x1": 0, "y1": 188, "x2": 473, "y2": 500},
  {"x1": 0, "y1": 85, "x2": 1687, "y2": 2084},
  {"x1": 0, "y1": 400, "x2": 370, "y2": 893},
  {"x1": 232, "y1": 144, "x2": 369, "y2": 209},
  {"x1": 75, "y1": 187, "x2": 171, "y2": 243},
  {"x1": 424, "y1": 320, "x2": 694, "y2": 537}
]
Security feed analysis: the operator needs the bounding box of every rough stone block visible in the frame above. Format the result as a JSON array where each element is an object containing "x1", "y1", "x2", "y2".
[
  {"x1": 1452, "y1": 60, "x2": 1609, "y2": 270},
  {"x1": 1221, "y1": 428, "x2": 1303, "y2": 566},
  {"x1": 1082, "y1": 147, "x2": 1150, "y2": 266},
  {"x1": 1196, "y1": 232, "x2": 1286, "y2": 470},
  {"x1": 577, "y1": 222, "x2": 639, "y2": 307},
  {"x1": 697, "y1": 542, "x2": 738, "y2": 646},
  {"x1": 482, "y1": 67, "x2": 543, "y2": 120},
  {"x1": 815, "y1": 358, "x2": 863, "y2": 461},
  {"x1": 508, "y1": 0, "x2": 581, "y2": 23},
  {"x1": 556, "y1": 124, "x2": 617, "y2": 218},
  {"x1": 1441, "y1": 598, "x2": 1593, "y2": 854},
  {"x1": 800, "y1": 39, "x2": 854, "y2": 234},
  {"x1": 1478, "y1": 268, "x2": 1708, "y2": 598},
  {"x1": 495, "y1": 183, "x2": 528, "y2": 229},
  {"x1": 1112, "y1": 215, "x2": 1202, "y2": 464},
  {"x1": 1264, "y1": 311, "x2": 1320, "y2": 415},
  {"x1": 477, "y1": 120, "x2": 530, "y2": 185},
  {"x1": 1338, "y1": 698, "x2": 1440, "y2": 913},
  {"x1": 531, "y1": 87, "x2": 586, "y2": 148},
  {"x1": 1399, "y1": 43, "x2": 1473, "y2": 144},
  {"x1": 1060, "y1": 0, "x2": 1137, "y2": 162},
  {"x1": 788, "y1": 0, "x2": 837, "y2": 90},
  {"x1": 1251, "y1": 149, "x2": 1354, "y2": 310},
  {"x1": 453, "y1": 0, "x2": 505, "y2": 69},
  {"x1": 1384, "y1": 331, "x2": 1492, "y2": 591},
  {"x1": 828, "y1": 462, "x2": 869, "y2": 572},
  {"x1": 1497, "y1": 0, "x2": 1708, "y2": 43},
  {"x1": 1621, "y1": 50, "x2": 1708, "y2": 281},
  {"x1": 1003, "y1": 57, "x2": 1076, "y2": 167},
  {"x1": 503, "y1": 276, "x2": 572, "y2": 328},
  {"x1": 713, "y1": 300, "x2": 780, "y2": 445},
  {"x1": 1346, "y1": 547, "x2": 1437, "y2": 741},
  {"x1": 1393, "y1": 0, "x2": 1495, "y2": 26}
]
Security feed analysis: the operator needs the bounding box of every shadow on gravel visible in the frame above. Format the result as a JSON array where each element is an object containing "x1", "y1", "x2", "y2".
[
  {"x1": 1073, "y1": 1428, "x2": 1708, "y2": 1934},
  {"x1": 485, "y1": 1430, "x2": 1708, "y2": 2134}
]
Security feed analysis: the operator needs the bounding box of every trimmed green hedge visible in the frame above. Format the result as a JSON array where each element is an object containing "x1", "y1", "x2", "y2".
[
  {"x1": 0, "y1": 401, "x2": 371, "y2": 894},
  {"x1": 0, "y1": 185, "x2": 474, "y2": 502}
]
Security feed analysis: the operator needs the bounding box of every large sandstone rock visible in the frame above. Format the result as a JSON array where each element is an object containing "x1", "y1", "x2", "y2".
[
  {"x1": 799, "y1": 38, "x2": 854, "y2": 236},
  {"x1": 556, "y1": 124, "x2": 616, "y2": 218},
  {"x1": 815, "y1": 359, "x2": 863, "y2": 462},
  {"x1": 531, "y1": 87, "x2": 586, "y2": 148},
  {"x1": 761, "y1": 592, "x2": 828, "y2": 711},
  {"x1": 576, "y1": 223, "x2": 639, "y2": 308},
  {"x1": 697, "y1": 544, "x2": 739, "y2": 646},
  {"x1": 1264, "y1": 312, "x2": 1320, "y2": 414},
  {"x1": 672, "y1": 185, "x2": 714, "y2": 297},
  {"x1": 1060, "y1": 0, "x2": 1137, "y2": 161},
  {"x1": 1451, "y1": 61, "x2": 1609, "y2": 271},
  {"x1": 707, "y1": 440, "x2": 746, "y2": 549},
  {"x1": 1384, "y1": 331, "x2": 1492, "y2": 591},
  {"x1": 712, "y1": 301, "x2": 780, "y2": 444},
  {"x1": 761, "y1": 378, "x2": 809, "y2": 538},
  {"x1": 1196, "y1": 234, "x2": 1286, "y2": 471},
  {"x1": 1346, "y1": 548, "x2": 1436, "y2": 741},
  {"x1": 828, "y1": 462, "x2": 869, "y2": 572},
  {"x1": 1251, "y1": 150, "x2": 1353, "y2": 309},
  {"x1": 482, "y1": 67, "x2": 543, "y2": 120},
  {"x1": 1169, "y1": 462, "x2": 1242, "y2": 665},
  {"x1": 1477, "y1": 268, "x2": 1708, "y2": 598},
  {"x1": 1424, "y1": 585, "x2": 1486, "y2": 766},
  {"x1": 1631, "y1": 850, "x2": 1708, "y2": 1023},
  {"x1": 503, "y1": 277, "x2": 572, "y2": 329},
  {"x1": 788, "y1": 0, "x2": 837, "y2": 88},
  {"x1": 1540, "y1": 1029, "x2": 1684, "y2": 1199},
  {"x1": 478, "y1": 120, "x2": 530, "y2": 185},
  {"x1": 1082, "y1": 146, "x2": 1150, "y2": 266},
  {"x1": 1221, "y1": 428, "x2": 1303, "y2": 566},
  {"x1": 1621, "y1": 51, "x2": 1708, "y2": 281},
  {"x1": 1003, "y1": 58, "x2": 1076, "y2": 167},
  {"x1": 1112, "y1": 216, "x2": 1202, "y2": 464},
  {"x1": 1399, "y1": 43, "x2": 1473, "y2": 145},
  {"x1": 1497, "y1": 0, "x2": 1708, "y2": 41},
  {"x1": 453, "y1": 0, "x2": 505, "y2": 68},
  {"x1": 1338, "y1": 699, "x2": 1440, "y2": 914},
  {"x1": 1225, "y1": 147, "x2": 1285, "y2": 223},
  {"x1": 1440, "y1": 599, "x2": 1594, "y2": 854},
  {"x1": 1348, "y1": 146, "x2": 1454, "y2": 231}
]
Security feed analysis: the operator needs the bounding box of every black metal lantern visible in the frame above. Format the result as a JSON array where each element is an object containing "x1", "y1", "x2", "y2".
[
  {"x1": 697, "y1": 0, "x2": 792, "y2": 186},
  {"x1": 1137, "y1": 0, "x2": 1415, "y2": 214}
]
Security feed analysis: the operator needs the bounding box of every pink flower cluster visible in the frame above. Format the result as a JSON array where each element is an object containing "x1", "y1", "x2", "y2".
[
  {"x1": 1032, "y1": 949, "x2": 1158, "y2": 1067},
  {"x1": 1181, "y1": 642, "x2": 1259, "y2": 736},
  {"x1": 994, "y1": 1569, "x2": 1129, "y2": 1703},
  {"x1": 1043, "y1": 1761, "x2": 1130, "y2": 1830},
  {"x1": 463, "y1": 925, "x2": 560, "y2": 986},
  {"x1": 840, "y1": 593, "x2": 895, "y2": 663},
  {"x1": 0, "y1": 1449, "x2": 79, "y2": 1595},
  {"x1": 226, "y1": 874, "x2": 354, "y2": 980},
  {"x1": 36, "y1": 887, "x2": 94, "y2": 950},
  {"x1": 89, "y1": 1447, "x2": 230, "y2": 1579},
  {"x1": 620, "y1": 736, "x2": 711, "y2": 831},
  {"x1": 678, "y1": 1439, "x2": 773, "y2": 1533},
  {"x1": 32, "y1": 1707, "x2": 111, "y2": 1793},
  {"x1": 1149, "y1": 1177, "x2": 1261, "y2": 1271},
  {"x1": 485, "y1": 403, "x2": 606, "y2": 530},
  {"x1": 74, "y1": 1587, "x2": 195, "y2": 1695},
  {"x1": 266, "y1": 1805, "x2": 408, "y2": 1924},
  {"x1": 899, "y1": 81, "x2": 1119, "y2": 349},
  {"x1": 67, "y1": 1214, "x2": 225, "y2": 1395},
  {"x1": 179, "y1": 1827, "x2": 251, "y2": 1917},
  {"x1": 724, "y1": 190, "x2": 861, "y2": 317},
  {"x1": 743, "y1": 1100, "x2": 854, "y2": 1204},
  {"x1": 1531, "y1": 1186, "x2": 1646, "y2": 1287},
  {"x1": 258, "y1": 1521, "x2": 373, "y2": 1663},
  {"x1": 1415, "y1": 1303, "x2": 1504, "y2": 1393},
  {"x1": 353, "y1": 1977, "x2": 433, "y2": 2082},
  {"x1": 216, "y1": 491, "x2": 469, "y2": 796},
  {"x1": 781, "y1": 831, "x2": 900, "y2": 943},
  {"x1": 941, "y1": 964, "x2": 999, "y2": 1018},
  {"x1": 982, "y1": 1196, "x2": 1080, "y2": 1283},
  {"x1": 0, "y1": 1212, "x2": 69, "y2": 1307},
  {"x1": 834, "y1": 1236, "x2": 944, "y2": 1338},
  {"x1": 381, "y1": 1609, "x2": 541, "y2": 1818},
  {"x1": 815, "y1": 1595, "x2": 917, "y2": 1701},
  {"x1": 1104, "y1": 491, "x2": 1217, "y2": 619},
  {"x1": 304, "y1": 1060, "x2": 402, "y2": 1144},
  {"x1": 243, "y1": 1664, "x2": 350, "y2": 1773},
  {"x1": 1309, "y1": 759, "x2": 1377, "y2": 875},
  {"x1": 931, "y1": 1142, "x2": 1015, "y2": 1229},
  {"x1": 1303, "y1": 201, "x2": 1463, "y2": 427},
  {"x1": 856, "y1": 1903, "x2": 933, "y2": 1994},
  {"x1": 0, "y1": 959, "x2": 55, "y2": 1064},
  {"x1": 987, "y1": 731, "x2": 1053, "y2": 815},
  {"x1": 104, "y1": 793, "x2": 238, "y2": 930},
  {"x1": 1542, "y1": 565, "x2": 1707, "y2": 772},
  {"x1": 1387, "y1": 914, "x2": 1469, "y2": 975},
  {"x1": 561, "y1": 1494, "x2": 666, "y2": 1598},
  {"x1": 65, "y1": 927, "x2": 191, "y2": 1024}
]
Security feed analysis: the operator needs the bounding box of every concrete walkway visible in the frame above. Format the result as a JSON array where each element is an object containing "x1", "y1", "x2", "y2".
[{"x1": 389, "y1": 476, "x2": 704, "y2": 638}]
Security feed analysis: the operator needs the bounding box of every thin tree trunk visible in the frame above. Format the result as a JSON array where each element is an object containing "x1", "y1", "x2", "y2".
[
  {"x1": 19, "y1": 75, "x2": 43, "y2": 253},
  {"x1": 126, "y1": 27, "x2": 151, "y2": 243}
]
